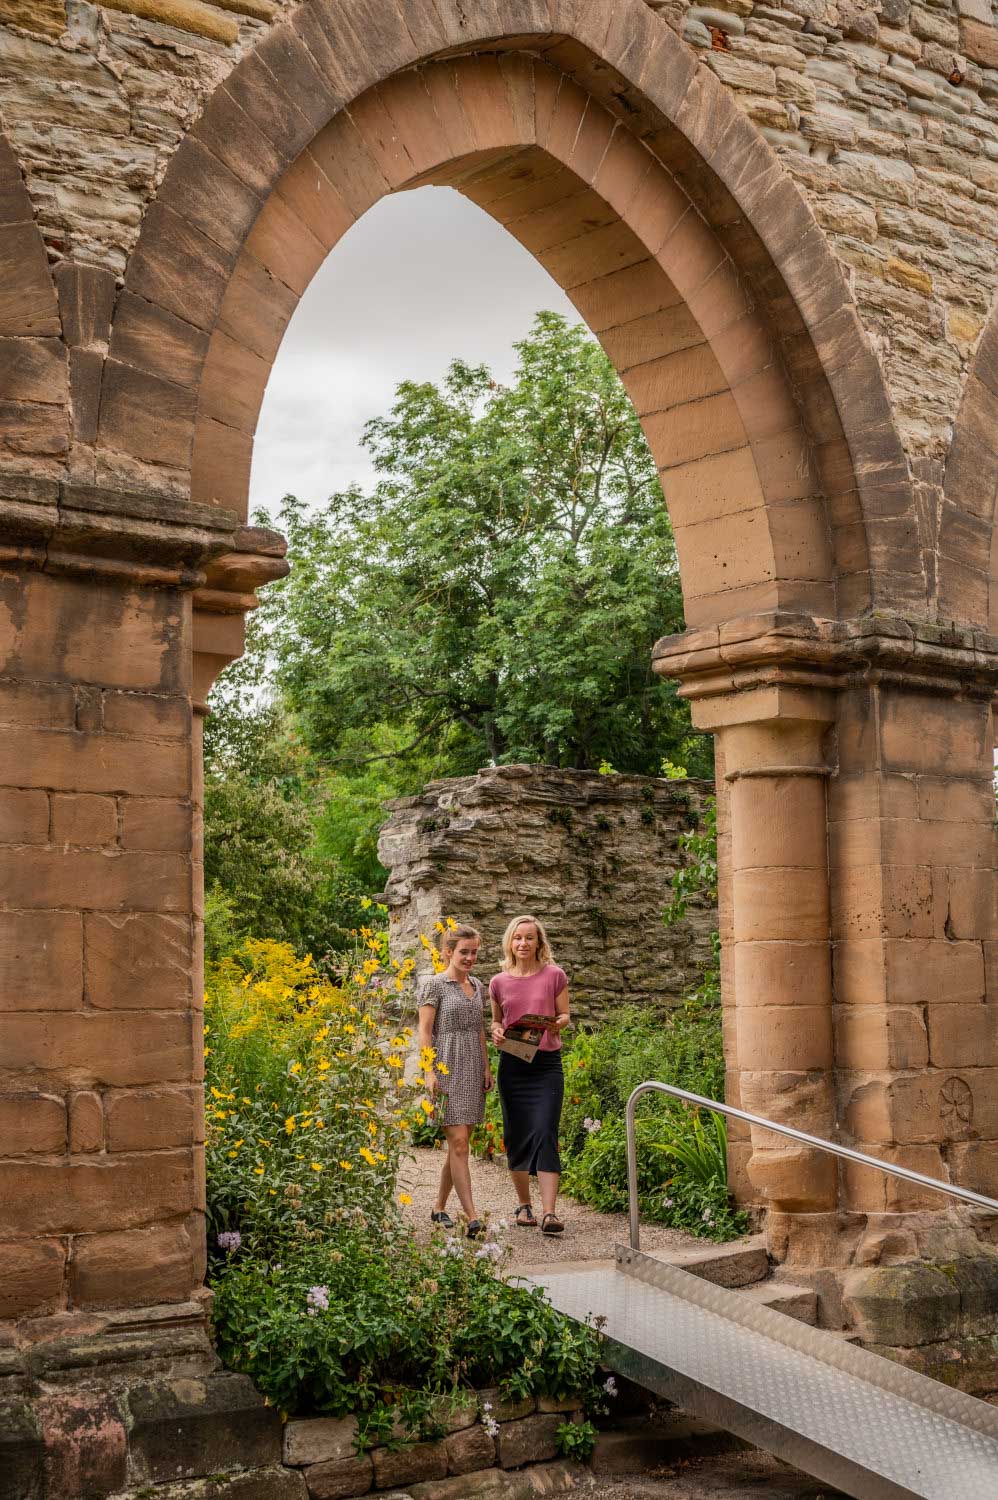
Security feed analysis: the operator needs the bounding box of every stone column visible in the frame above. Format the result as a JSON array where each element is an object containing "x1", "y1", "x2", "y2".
[
  {"x1": 687, "y1": 681, "x2": 838, "y2": 1221},
  {"x1": 0, "y1": 498, "x2": 284, "y2": 1321},
  {"x1": 656, "y1": 614, "x2": 998, "y2": 1367}
]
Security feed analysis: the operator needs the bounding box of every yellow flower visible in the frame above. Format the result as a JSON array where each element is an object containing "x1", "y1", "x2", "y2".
[
  {"x1": 317, "y1": 1058, "x2": 331, "y2": 1073},
  {"x1": 242, "y1": 1097, "x2": 251, "y2": 1105},
  {"x1": 398, "y1": 1192, "x2": 413, "y2": 1206},
  {"x1": 213, "y1": 1110, "x2": 227, "y2": 1120},
  {"x1": 228, "y1": 1150, "x2": 238, "y2": 1158},
  {"x1": 353, "y1": 973, "x2": 368, "y2": 986},
  {"x1": 438, "y1": 1063, "x2": 449, "y2": 1076},
  {"x1": 434, "y1": 920, "x2": 445, "y2": 934},
  {"x1": 420, "y1": 1046, "x2": 436, "y2": 1067},
  {"x1": 311, "y1": 1162, "x2": 323, "y2": 1172},
  {"x1": 253, "y1": 1165, "x2": 265, "y2": 1176},
  {"x1": 360, "y1": 896, "x2": 372, "y2": 909},
  {"x1": 344, "y1": 1024, "x2": 356, "y2": 1035},
  {"x1": 285, "y1": 1117, "x2": 296, "y2": 1135},
  {"x1": 289, "y1": 1061, "x2": 302, "y2": 1076},
  {"x1": 360, "y1": 1147, "x2": 377, "y2": 1165},
  {"x1": 367, "y1": 1122, "x2": 377, "y2": 1136},
  {"x1": 339, "y1": 1160, "x2": 353, "y2": 1171},
  {"x1": 395, "y1": 978, "x2": 404, "y2": 992},
  {"x1": 446, "y1": 917, "x2": 457, "y2": 931},
  {"x1": 203, "y1": 1023, "x2": 210, "y2": 1035},
  {"x1": 210, "y1": 1087, "x2": 225, "y2": 1100},
  {"x1": 419, "y1": 1099, "x2": 434, "y2": 1117},
  {"x1": 363, "y1": 1099, "x2": 375, "y2": 1108},
  {"x1": 232, "y1": 1138, "x2": 244, "y2": 1149},
  {"x1": 387, "y1": 1055, "x2": 403, "y2": 1070},
  {"x1": 375, "y1": 1152, "x2": 386, "y2": 1162}
]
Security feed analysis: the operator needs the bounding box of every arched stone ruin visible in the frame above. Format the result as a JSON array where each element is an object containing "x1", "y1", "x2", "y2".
[{"x1": 2, "y1": 0, "x2": 998, "y2": 1483}]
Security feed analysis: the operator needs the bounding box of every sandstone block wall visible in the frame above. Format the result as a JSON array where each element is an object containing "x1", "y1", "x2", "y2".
[
  {"x1": 377, "y1": 766, "x2": 716, "y2": 1020},
  {"x1": 0, "y1": 566, "x2": 204, "y2": 1320}
]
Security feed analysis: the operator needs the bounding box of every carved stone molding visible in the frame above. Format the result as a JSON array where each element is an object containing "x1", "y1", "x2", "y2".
[{"x1": 653, "y1": 612, "x2": 998, "y2": 716}]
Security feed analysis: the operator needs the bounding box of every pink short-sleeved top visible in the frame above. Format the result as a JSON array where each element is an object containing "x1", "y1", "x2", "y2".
[{"x1": 488, "y1": 964, "x2": 569, "y2": 1053}]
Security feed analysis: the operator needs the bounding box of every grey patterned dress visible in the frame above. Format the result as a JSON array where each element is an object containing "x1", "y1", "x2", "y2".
[{"x1": 421, "y1": 973, "x2": 487, "y2": 1127}]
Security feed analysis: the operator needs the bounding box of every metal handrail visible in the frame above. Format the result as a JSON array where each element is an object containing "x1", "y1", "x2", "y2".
[{"x1": 625, "y1": 1080, "x2": 998, "y2": 1251}]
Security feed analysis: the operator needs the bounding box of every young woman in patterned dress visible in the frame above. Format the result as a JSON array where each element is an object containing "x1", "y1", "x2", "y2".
[{"x1": 417, "y1": 923, "x2": 493, "y2": 1237}]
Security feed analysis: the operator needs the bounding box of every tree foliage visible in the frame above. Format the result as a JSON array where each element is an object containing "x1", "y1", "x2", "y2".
[
  {"x1": 203, "y1": 313, "x2": 714, "y2": 957},
  {"x1": 259, "y1": 313, "x2": 710, "y2": 779}
]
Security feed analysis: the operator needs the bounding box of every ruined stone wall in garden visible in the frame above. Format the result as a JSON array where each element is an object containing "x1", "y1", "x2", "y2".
[
  {"x1": 378, "y1": 766, "x2": 716, "y2": 1021},
  {"x1": 4, "y1": 0, "x2": 998, "y2": 468}
]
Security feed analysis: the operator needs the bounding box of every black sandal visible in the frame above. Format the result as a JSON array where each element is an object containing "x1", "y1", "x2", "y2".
[
  {"x1": 466, "y1": 1218, "x2": 485, "y2": 1239},
  {"x1": 541, "y1": 1212, "x2": 564, "y2": 1236},
  {"x1": 430, "y1": 1210, "x2": 455, "y2": 1229},
  {"x1": 514, "y1": 1204, "x2": 537, "y2": 1228}
]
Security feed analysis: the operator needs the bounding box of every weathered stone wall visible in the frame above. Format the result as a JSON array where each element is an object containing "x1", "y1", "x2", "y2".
[
  {"x1": 377, "y1": 766, "x2": 716, "y2": 1020},
  {"x1": 3, "y1": 0, "x2": 997, "y2": 461}
]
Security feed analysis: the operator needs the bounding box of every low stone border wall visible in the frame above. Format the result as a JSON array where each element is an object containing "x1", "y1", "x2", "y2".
[{"x1": 282, "y1": 1390, "x2": 586, "y2": 1499}]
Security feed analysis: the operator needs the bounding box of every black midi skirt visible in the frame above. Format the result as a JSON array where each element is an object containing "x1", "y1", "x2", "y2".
[{"x1": 498, "y1": 1049, "x2": 564, "y2": 1175}]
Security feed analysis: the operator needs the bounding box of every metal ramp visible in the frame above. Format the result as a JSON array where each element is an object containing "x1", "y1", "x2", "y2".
[
  {"x1": 523, "y1": 1080, "x2": 998, "y2": 1500},
  {"x1": 528, "y1": 1247, "x2": 998, "y2": 1499}
]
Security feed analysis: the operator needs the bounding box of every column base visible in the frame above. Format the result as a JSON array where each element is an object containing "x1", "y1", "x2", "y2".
[
  {"x1": 765, "y1": 1206, "x2": 998, "y2": 1396},
  {"x1": 0, "y1": 1301, "x2": 305, "y2": 1500}
]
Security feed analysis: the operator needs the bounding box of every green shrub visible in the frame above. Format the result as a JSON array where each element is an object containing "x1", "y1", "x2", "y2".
[
  {"x1": 211, "y1": 1225, "x2": 602, "y2": 1429},
  {"x1": 557, "y1": 1002, "x2": 747, "y2": 1242},
  {"x1": 556, "y1": 1418, "x2": 597, "y2": 1460},
  {"x1": 206, "y1": 932, "x2": 604, "y2": 1428}
]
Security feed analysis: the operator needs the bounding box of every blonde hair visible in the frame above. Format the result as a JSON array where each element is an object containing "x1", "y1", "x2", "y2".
[
  {"x1": 500, "y1": 914, "x2": 554, "y2": 972},
  {"x1": 440, "y1": 922, "x2": 481, "y2": 956}
]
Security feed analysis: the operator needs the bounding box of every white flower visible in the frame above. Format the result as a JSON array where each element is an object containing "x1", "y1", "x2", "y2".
[
  {"x1": 603, "y1": 1376, "x2": 618, "y2": 1397},
  {"x1": 483, "y1": 1416, "x2": 500, "y2": 1438},
  {"x1": 701, "y1": 1209, "x2": 714, "y2": 1224},
  {"x1": 583, "y1": 1117, "x2": 602, "y2": 1134},
  {"x1": 661, "y1": 1196, "x2": 674, "y2": 1208},
  {"x1": 481, "y1": 1402, "x2": 492, "y2": 1412}
]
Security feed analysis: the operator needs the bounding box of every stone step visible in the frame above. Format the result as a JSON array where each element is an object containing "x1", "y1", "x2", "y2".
[
  {"x1": 735, "y1": 1279, "x2": 819, "y2": 1326},
  {"x1": 638, "y1": 1236, "x2": 769, "y2": 1289}
]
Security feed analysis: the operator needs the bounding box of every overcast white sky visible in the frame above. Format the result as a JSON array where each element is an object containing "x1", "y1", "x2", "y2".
[{"x1": 249, "y1": 187, "x2": 581, "y2": 518}]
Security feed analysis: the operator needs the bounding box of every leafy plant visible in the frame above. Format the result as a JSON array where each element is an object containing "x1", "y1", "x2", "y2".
[
  {"x1": 555, "y1": 1002, "x2": 747, "y2": 1242},
  {"x1": 556, "y1": 1418, "x2": 597, "y2": 1460}
]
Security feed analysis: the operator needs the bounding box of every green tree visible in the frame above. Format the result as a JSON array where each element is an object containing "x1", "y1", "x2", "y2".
[{"x1": 262, "y1": 313, "x2": 710, "y2": 779}]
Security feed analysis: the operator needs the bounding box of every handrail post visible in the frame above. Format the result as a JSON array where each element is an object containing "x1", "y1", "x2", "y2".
[{"x1": 626, "y1": 1087, "x2": 642, "y2": 1251}]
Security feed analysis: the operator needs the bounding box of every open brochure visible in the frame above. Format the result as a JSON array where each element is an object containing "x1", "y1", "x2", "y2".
[{"x1": 500, "y1": 1012, "x2": 551, "y2": 1063}]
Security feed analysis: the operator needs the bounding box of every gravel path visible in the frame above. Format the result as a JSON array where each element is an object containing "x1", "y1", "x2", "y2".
[
  {"x1": 398, "y1": 1145, "x2": 703, "y2": 1267},
  {"x1": 581, "y1": 1453, "x2": 845, "y2": 1498}
]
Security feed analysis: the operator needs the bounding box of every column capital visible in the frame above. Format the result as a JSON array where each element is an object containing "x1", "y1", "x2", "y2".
[
  {"x1": 192, "y1": 525, "x2": 289, "y2": 712},
  {"x1": 653, "y1": 611, "x2": 998, "y2": 730},
  {"x1": 0, "y1": 474, "x2": 241, "y2": 587}
]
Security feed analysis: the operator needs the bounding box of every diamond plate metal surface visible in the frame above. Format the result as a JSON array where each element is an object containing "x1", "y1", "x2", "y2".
[{"x1": 529, "y1": 1264, "x2": 998, "y2": 1500}]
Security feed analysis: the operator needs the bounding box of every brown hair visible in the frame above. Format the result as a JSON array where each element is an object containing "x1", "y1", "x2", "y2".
[{"x1": 439, "y1": 922, "x2": 481, "y2": 956}]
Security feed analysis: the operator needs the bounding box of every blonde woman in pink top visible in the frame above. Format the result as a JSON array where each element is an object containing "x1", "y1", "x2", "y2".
[{"x1": 488, "y1": 914, "x2": 570, "y2": 1235}]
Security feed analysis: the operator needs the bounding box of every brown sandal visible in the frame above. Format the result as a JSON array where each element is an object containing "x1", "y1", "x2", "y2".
[
  {"x1": 541, "y1": 1212, "x2": 564, "y2": 1236},
  {"x1": 514, "y1": 1204, "x2": 537, "y2": 1228}
]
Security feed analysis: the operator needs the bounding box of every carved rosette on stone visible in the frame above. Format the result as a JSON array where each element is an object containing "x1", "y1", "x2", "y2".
[{"x1": 654, "y1": 610, "x2": 998, "y2": 1290}]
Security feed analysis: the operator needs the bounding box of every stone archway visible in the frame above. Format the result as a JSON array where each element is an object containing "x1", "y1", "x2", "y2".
[
  {"x1": 1, "y1": 0, "x2": 997, "y2": 1412},
  {"x1": 100, "y1": 0, "x2": 920, "y2": 624},
  {"x1": 939, "y1": 294, "x2": 998, "y2": 630}
]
